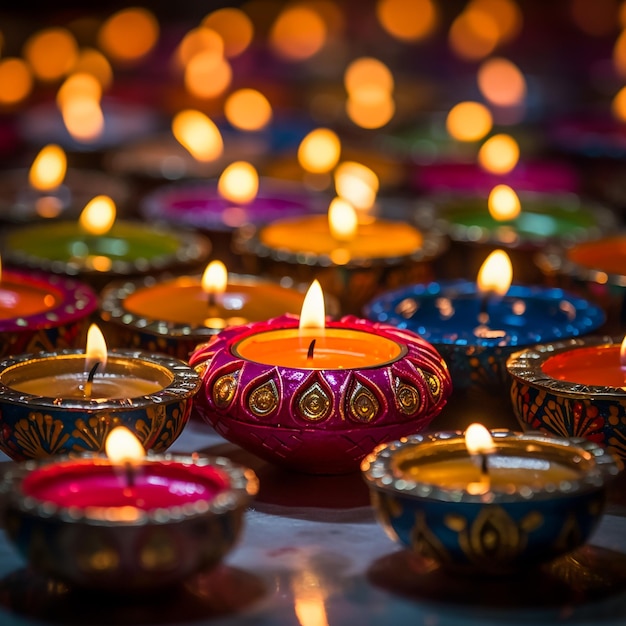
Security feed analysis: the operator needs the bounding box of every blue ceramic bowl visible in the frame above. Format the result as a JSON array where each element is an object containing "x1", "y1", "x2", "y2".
[{"x1": 361, "y1": 430, "x2": 620, "y2": 575}]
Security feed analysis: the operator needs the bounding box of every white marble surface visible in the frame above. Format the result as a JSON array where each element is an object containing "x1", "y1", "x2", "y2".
[{"x1": 0, "y1": 420, "x2": 625, "y2": 626}]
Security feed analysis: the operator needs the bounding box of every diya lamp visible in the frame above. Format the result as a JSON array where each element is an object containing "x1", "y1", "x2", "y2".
[
  {"x1": 0, "y1": 426, "x2": 258, "y2": 590},
  {"x1": 1, "y1": 194, "x2": 211, "y2": 291},
  {"x1": 0, "y1": 323, "x2": 201, "y2": 461},
  {"x1": 234, "y1": 189, "x2": 446, "y2": 316},
  {"x1": 362, "y1": 424, "x2": 621, "y2": 574},
  {"x1": 99, "y1": 259, "x2": 316, "y2": 360},
  {"x1": 189, "y1": 280, "x2": 452, "y2": 475},
  {"x1": 507, "y1": 335, "x2": 626, "y2": 461},
  {"x1": 0, "y1": 257, "x2": 98, "y2": 358},
  {"x1": 364, "y1": 249, "x2": 605, "y2": 392},
  {"x1": 0, "y1": 144, "x2": 130, "y2": 223}
]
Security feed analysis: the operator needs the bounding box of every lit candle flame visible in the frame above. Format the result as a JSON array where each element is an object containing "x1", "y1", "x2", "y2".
[
  {"x1": 104, "y1": 426, "x2": 145, "y2": 465},
  {"x1": 28, "y1": 144, "x2": 67, "y2": 191},
  {"x1": 477, "y1": 250, "x2": 513, "y2": 296},
  {"x1": 201, "y1": 260, "x2": 228, "y2": 296},
  {"x1": 620, "y1": 336, "x2": 626, "y2": 367},
  {"x1": 488, "y1": 184, "x2": 521, "y2": 221},
  {"x1": 217, "y1": 161, "x2": 259, "y2": 204},
  {"x1": 79, "y1": 195, "x2": 116, "y2": 235},
  {"x1": 172, "y1": 109, "x2": 224, "y2": 162},
  {"x1": 334, "y1": 161, "x2": 379, "y2": 212},
  {"x1": 328, "y1": 197, "x2": 358, "y2": 242},
  {"x1": 465, "y1": 423, "x2": 495, "y2": 455},
  {"x1": 299, "y1": 279, "x2": 325, "y2": 331},
  {"x1": 85, "y1": 323, "x2": 108, "y2": 373}
]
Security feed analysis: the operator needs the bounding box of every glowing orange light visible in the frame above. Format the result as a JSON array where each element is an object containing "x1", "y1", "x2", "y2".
[
  {"x1": 98, "y1": 8, "x2": 159, "y2": 65},
  {"x1": 488, "y1": 184, "x2": 521, "y2": 220},
  {"x1": 0, "y1": 58, "x2": 33, "y2": 105},
  {"x1": 28, "y1": 145, "x2": 67, "y2": 191},
  {"x1": 71, "y1": 49, "x2": 114, "y2": 90},
  {"x1": 224, "y1": 89, "x2": 273, "y2": 131},
  {"x1": 298, "y1": 128, "x2": 341, "y2": 173},
  {"x1": 620, "y1": 336, "x2": 626, "y2": 366},
  {"x1": 299, "y1": 279, "x2": 325, "y2": 330},
  {"x1": 448, "y1": 6, "x2": 499, "y2": 61},
  {"x1": 105, "y1": 426, "x2": 145, "y2": 465},
  {"x1": 477, "y1": 57, "x2": 526, "y2": 107},
  {"x1": 217, "y1": 162, "x2": 259, "y2": 204},
  {"x1": 328, "y1": 197, "x2": 358, "y2": 242},
  {"x1": 172, "y1": 110, "x2": 224, "y2": 162},
  {"x1": 79, "y1": 195, "x2": 116, "y2": 236},
  {"x1": 175, "y1": 27, "x2": 224, "y2": 69},
  {"x1": 472, "y1": 0, "x2": 523, "y2": 43},
  {"x1": 23, "y1": 27, "x2": 79, "y2": 82},
  {"x1": 270, "y1": 6, "x2": 327, "y2": 61},
  {"x1": 478, "y1": 134, "x2": 520, "y2": 174},
  {"x1": 465, "y1": 422, "x2": 495, "y2": 455},
  {"x1": 571, "y1": 0, "x2": 619, "y2": 37},
  {"x1": 346, "y1": 92, "x2": 395, "y2": 129},
  {"x1": 202, "y1": 8, "x2": 254, "y2": 58},
  {"x1": 615, "y1": 29, "x2": 626, "y2": 77},
  {"x1": 446, "y1": 101, "x2": 493, "y2": 142},
  {"x1": 184, "y1": 52, "x2": 232, "y2": 99},
  {"x1": 56, "y1": 72, "x2": 102, "y2": 108},
  {"x1": 477, "y1": 249, "x2": 513, "y2": 296},
  {"x1": 85, "y1": 323, "x2": 108, "y2": 373},
  {"x1": 376, "y1": 0, "x2": 438, "y2": 41},
  {"x1": 344, "y1": 57, "x2": 394, "y2": 95},
  {"x1": 201, "y1": 260, "x2": 228, "y2": 295},
  {"x1": 60, "y1": 96, "x2": 105, "y2": 143},
  {"x1": 334, "y1": 161, "x2": 379, "y2": 211}
]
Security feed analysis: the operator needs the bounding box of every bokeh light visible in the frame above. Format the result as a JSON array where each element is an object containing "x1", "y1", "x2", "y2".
[
  {"x1": 0, "y1": 58, "x2": 33, "y2": 106},
  {"x1": 298, "y1": 128, "x2": 341, "y2": 173},
  {"x1": 218, "y1": 161, "x2": 259, "y2": 204},
  {"x1": 172, "y1": 110, "x2": 224, "y2": 162},
  {"x1": 224, "y1": 89, "x2": 273, "y2": 131},
  {"x1": 376, "y1": 0, "x2": 438, "y2": 41},
  {"x1": 23, "y1": 28, "x2": 79, "y2": 82},
  {"x1": 269, "y1": 6, "x2": 327, "y2": 60},
  {"x1": 98, "y1": 7, "x2": 159, "y2": 65},
  {"x1": 477, "y1": 57, "x2": 526, "y2": 107},
  {"x1": 478, "y1": 133, "x2": 520, "y2": 174},
  {"x1": 202, "y1": 8, "x2": 254, "y2": 58},
  {"x1": 446, "y1": 101, "x2": 493, "y2": 141}
]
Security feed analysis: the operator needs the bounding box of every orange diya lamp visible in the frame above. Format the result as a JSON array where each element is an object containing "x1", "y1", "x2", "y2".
[
  {"x1": 0, "y1": 323, "x2": 200, "y2": 461},
  {"x1": 99, "y1": 259, "x2": 315, "y2": 360},
  {"x1": 189, "y1": 280, "x2": 452, "y2": 474},
  {"x1": 0, "y1": 255, "x2": 98, "y2": 358}
]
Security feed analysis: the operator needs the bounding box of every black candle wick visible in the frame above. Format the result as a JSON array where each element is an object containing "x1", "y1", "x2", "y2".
[
  {"x1": 124, "y1": 460, "x2": 136, "y2": 488},
  {"x1": 207, "y1": 291, "x2": 216, "y2": 309},
  {"x1": 83, "y1": 361, "x2": 101, "y2": 399},
  {"x1": 480, "y1": 453, "x2": 489, "y2": 478},
  {"x1": 307, "y1": 339, "x2": 316, "y2": 360}
]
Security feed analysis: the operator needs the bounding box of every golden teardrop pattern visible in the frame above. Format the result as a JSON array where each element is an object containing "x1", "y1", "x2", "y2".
[
  {"x1": 248, "y1": 378, "x2": 279, "y2": 418},
  {"x1": 212, "y1": 370, "x2": 240, "y2": 409},
  {"x1": 394, "y1": 379, "x2": 421, "y2": 416},
  {"x1": 296, "y1": 381, "x2": 332, "y2": 422},
  {"x1": 420, "y1": 369, "x2": 442, "y2": 402},
  {"x1": 348, "y1": 381, "x2": 380, "y2": 423}
]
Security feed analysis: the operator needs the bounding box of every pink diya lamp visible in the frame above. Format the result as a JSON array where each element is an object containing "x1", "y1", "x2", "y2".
[
  {"x1": 99, "y1": 259, "x2": 315, "y2": 360},
  {"x1": 0, "y1": 144, "x2": 130, "y2": 223},
  {"x1": 0, "y1": 426, "x2": 258, "y2": 590},
  {"x1": 0, "y1": 256, "x2": 98, "y2": 358},
  {"x1": 189, "y1": 280, "x2": 452, "y2": 474}
]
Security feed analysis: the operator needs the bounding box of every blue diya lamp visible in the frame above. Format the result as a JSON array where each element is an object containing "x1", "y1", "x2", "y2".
[
  {"x1": 361, "y1": 429, "x2": 621, "y2": 575},
  {"x1": 364, "y1": 280, "x2": 605, "y2": 391}
]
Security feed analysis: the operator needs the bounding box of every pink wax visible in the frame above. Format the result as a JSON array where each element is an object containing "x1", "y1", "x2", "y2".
[
  {"x1": 542, "y1": 345, "x2": 626, "y2": 387},
  {"x1": 21, "y1": 459, "x2": 229, "y2": 510}
]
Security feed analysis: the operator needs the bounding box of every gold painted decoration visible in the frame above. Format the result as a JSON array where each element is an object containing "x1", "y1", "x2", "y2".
[
  {"x1": 248, "y1": 378, "x2": 279, "y2": 417},
  {"x1": 395, "y1": 378, "x2": 421, "y2": 415},
  {"x1": 76, "y1": 529, "x2": 120, "y2": 573},
  {"x1": 419, "y1": 368, "x2": 442, "y2": 401},
  {"x1": 348, "y1": 380, "x2": 380, "y2": 423},
  {"x1": 140, "y1": 529, "x2": 178, "y2": 570},
  {"x1": 296, "y1": 380, "x2": 332, "y2": 422},
  {"x1": 14, "y1": 412, "x2": 70, "y2": 458},
  {"x1": 212, "y1": 370, "x2": 240, "y2": 409},
  {"x1": 410, "y1": 509, "x2": 451, "y2": 564}
]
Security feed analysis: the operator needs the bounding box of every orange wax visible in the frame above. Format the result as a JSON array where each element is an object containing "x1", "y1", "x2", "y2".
[
  {"x1": 0, "y1": 274, "x2": 60, "y2": 320},
  {"x1": 397, "y1": 455, "x2": 582, "y2": 491},
  {"x1": 258, "y1": 215, "x2": 423, "y2": 261},
  {"x1": 233, "y1": 327, "x2": 404, "y2": 369},
  {"x1": 542, "y1": 345, "x2": 626, "y2": 387},
  {"x1": 123, "y1": 275, "x2": 305, "y2": 326},
  {"x1": 567, "y1": 236, "x2": 626, "y2": 276}
]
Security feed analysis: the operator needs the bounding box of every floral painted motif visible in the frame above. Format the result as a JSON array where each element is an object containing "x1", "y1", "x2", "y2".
[{"x1": 13, "y1": 413, "x2": 70, "y2": 458}]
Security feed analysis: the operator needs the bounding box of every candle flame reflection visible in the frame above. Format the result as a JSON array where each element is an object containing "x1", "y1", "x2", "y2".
[
  {"x1": 86, "y1": 323, "x2": 108, "y2": 372},
  {"x1": 476, "y1": 249, "x2": 512, "y2": 296},
  {"x1": 79, "y1": 195, "x2": 116, "y2": 235},
  {"x1": 488, "y1": 184, "x2": 521, "y2": 221},
  {"x1": 201, "y1": 260, "x2": 228, "y2": 295},
  {"x1": 299, "y1": 279, "x2": 325, "y2": 330},
  {"x1": 328, "y1": 197, "x2": 358, "y2": 242},
  {"x1": 105, "y1": 426, "x2": 145, "y2": 465},
  {"x1": 29, "y1": 144, "x2": 67, "y2": 191}
]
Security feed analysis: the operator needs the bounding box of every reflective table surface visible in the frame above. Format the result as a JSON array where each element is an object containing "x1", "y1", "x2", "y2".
[{"x1": 0, "y1": 413, "x2": 625, "y2": 626}]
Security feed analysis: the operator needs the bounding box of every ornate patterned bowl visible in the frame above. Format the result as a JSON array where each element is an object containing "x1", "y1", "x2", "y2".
[
  {"x1": 507, "y1": 337, "x2": 626, "y2": 460},
  {"x1": 362, "y1": 430, "x2": 621, "y2": 575},
  {"x1": 0, "y1": 349, "x2": 201, "y2": 460},
  {"x1": 189, "y1": 314, "x2": 452, "y2": 474},
  {"x1": 0, "y1": 453, "x2": 258, "y2": 590}
]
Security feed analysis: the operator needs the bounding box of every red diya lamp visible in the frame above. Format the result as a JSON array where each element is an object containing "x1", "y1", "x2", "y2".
[
  {"x1": 0, "y1": 426, "x2": 259, "y2": 590},
  {"x1": 0, "y1": 257, "x2": 98, "y2": 358},
  {"x1": 189, "y1": 280, "x2": 452, "y2": 474}
]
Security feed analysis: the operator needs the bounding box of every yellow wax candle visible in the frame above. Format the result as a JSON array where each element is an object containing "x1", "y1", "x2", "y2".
[
  {"x1": 258, "y1": 215, "x2": 423, "y2": 261},
  {"x1": 233, "y1": 327, "x2": 405, "y2": 369},
  {"x1": 122, "y1": 275, "x2": 305, "y2": 326},
  {"x1": 396, "y1": 455, "x2": 583, "y2": 491}
]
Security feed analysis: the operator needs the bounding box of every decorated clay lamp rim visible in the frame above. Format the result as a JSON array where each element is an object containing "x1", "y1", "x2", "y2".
[
  {"x1": 415, "y1": 191, "x2": 617, "y2": 248},
  {"x1": 361, "y1": 429, "x2": 621, "y2": 504},
  {"x1": 2, "y1": 221, "x2": 212, "y2": 277},
  {"x1": 234, "y1": 220, "x2": 448, "y2": 269},
  {"x1": 362, "y1": 280, "x2": 606, "y2": 350},
  {"x1": 98, "y1": 273, "x2": 309, "y2": 339},
  {"x1": 1, "y1": 452, "x2": 259, "y2": 525},
  {"x1": 507, "y1": 336, "x2": 626, "y2": 397},
  {"x1": 0, "y1": 270, "x2": 98, "y2": 334},
  {"x1": 0, "y1": 348, "x2": 201, "y2": 410}
]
